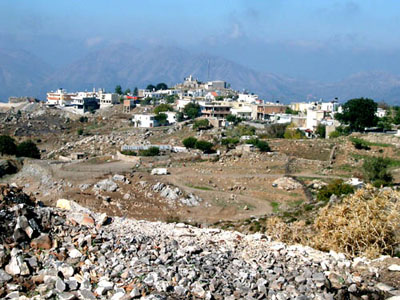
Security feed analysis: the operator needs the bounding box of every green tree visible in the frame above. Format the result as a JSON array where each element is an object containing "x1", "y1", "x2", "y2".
[
  {"x1": 315, "y1": 124, "x2": 326, "y2": 138},
  {"x1": 182, "y1": 136, "x2": 197, "y2": 148},
  {"x1": 139, "y1": 147, "x2": 160, "y2": 156},
  {"x1": 221, "y1": 137, "x2": 239, "y2": 149},
  {"x1": 183, "y1": 102, "x2": 201, "y2": 119},
  {"x1": 154, "y1": 104, "x2": 173, "y2": 115},
  {"x1": 0, "y1": 135, "x2": 17, "y2": 156},
  {"x1": 124, "y1": 88, "x2": 131, "y2": 95},
  {"x1": 156, "y1": 83, "x2": 168, "y2": 90},
  {"x1": 393, "y1": 107, "x2": 400, "y2": 125},
  {"x1": 363, "y1": 156, "x2": 393, "y2": 186},
  {"x1": 115, "y1": 85, "x2": 123, "y2": 95},
  {"x1": 285, "y1": 107, "x2": 298, "y2": 115},
  {"x1": 193, "y1": 119, "x2": 210, "y2": 130},
  {"x1": 133, "y1": 87, "x2": 138, "y2": 96},
  {"x1": 335, "y1": 98, "x2": 378, "y2": 132},
  {"x1": 16, "y1": 140, "x2": 40, "y2": 159},
  {"x1": 146, "y1": 84, "x2": 156, "y2": 91},
  {"x1": 377, "y1": 116, "x2": 393, "y2": 131},
  {"x1": 154, "y1": 113, "x2": 168, "y2": 125},
  {"x1": 165, "y1": 95, "x2": 177, "y2": 104},
  {"x1": 246, "y1": 138, "x2": 271, "y2": 152},
  {"x1": 195, "y1": 140, "x2": 214, "y2": 153},
  {"x1": 317, "y1": 179, "x2": 354, "y2": 202},
  {"x1": 284, "y1": 123, "x2": 305, "y2": 139}
]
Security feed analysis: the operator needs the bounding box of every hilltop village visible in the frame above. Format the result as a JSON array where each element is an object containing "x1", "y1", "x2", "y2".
[{"x1": 1, "y1": 75, "x2": 400, "y2": 299}]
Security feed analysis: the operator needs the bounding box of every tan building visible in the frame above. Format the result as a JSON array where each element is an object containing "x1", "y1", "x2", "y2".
[
  {"x1": 252, "y1": 104, "x2": 287, "y2": 120},
  {"x1": 201, "y1": 102, "x2": 231, "y2": 119}
]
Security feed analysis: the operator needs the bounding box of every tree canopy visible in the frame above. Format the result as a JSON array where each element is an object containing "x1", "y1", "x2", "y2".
[
  {"x1": 154, "y1": 104, "x2": 173, "y2": 115},
  {"x1": 115, "y1": 85, "x2": 122, "y2": 95},
  {"x1": 183, "y1": 102, "x2": 201, "y2": 120},
  {"x1": 156, "y1": 83, "x2": 168, "y2": 90},
  {"x1": 16, "y1": 140, "x2": 40, "y2": 159},
  {"x1": 335, "y1": 98, "x2": 378, "y2": 132},
  {"x1": 0, "y1": 135, "x2": 17, "y2": 156},
  {"x1": 146, "y1": 84, "x2": 156, "y2": 91}
]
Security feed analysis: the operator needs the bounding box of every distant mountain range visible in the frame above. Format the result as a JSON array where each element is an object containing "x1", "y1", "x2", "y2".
[{"x1": 1, "y1": 44, "x2": 400, "y2": 104}]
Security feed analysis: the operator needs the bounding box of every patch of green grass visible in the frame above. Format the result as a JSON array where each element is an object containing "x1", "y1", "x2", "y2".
[
  {"x1": 352, "y1": 154, "x2": 400, "y2": 168},
  {"x1": 349, "y1": 137, "x2": 391, "y2": 148},
  {"x1": 270, "y1": 201, "x2": 280, "y2": 213},
  {"x1": 288, "y1": 199, "x2": 303, "y2": 207}
]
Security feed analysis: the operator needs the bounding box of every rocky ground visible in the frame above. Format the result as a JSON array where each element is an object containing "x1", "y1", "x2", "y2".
[{"x1": 1, "y1": 184, "x2": 400, "y2": 300}]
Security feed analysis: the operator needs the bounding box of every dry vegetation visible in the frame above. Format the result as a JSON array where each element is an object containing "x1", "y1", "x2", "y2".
[{"x1": 266, "y1": 185, "x2": 400, "y2": 258}]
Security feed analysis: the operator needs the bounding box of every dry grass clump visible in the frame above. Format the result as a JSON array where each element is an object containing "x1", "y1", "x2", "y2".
[
  {"x1": 313, "y1": 185, "x2": 400, "y2": 258},
  {"x1": 266, "y1": 185, "x2": 400, "y2": 258},
  {"x1": 266, "y1": 217, "x2": 310, "y2": 245}
]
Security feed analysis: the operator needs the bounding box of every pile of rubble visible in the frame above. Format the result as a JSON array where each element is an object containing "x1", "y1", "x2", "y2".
[
  {"x1": 152, "y1": 182, "x2": 203, "y2": 207},
  {"x1": 272, "y1": 177, "x2": 303, "y2": 191},
  {"x1": 0, "y1": 184, "x2": 399, "y2": 299}
]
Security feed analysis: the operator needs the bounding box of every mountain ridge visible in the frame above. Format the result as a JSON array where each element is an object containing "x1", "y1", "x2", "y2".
[{"x1": 1, "y1": 45, "x2": 400, "y2": 104}]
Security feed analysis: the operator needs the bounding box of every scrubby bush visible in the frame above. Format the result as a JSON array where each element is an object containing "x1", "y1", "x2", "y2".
[
  {"x1": 77, "y1": 128, "x2": 84, "y2": 135},
  {"x1": 221, "y1": 137, "x2": 240, "y2": 149},
  {"x1": 193, "y1": 119, "x2": 210, "y2": 130},
  {"x1": 246, "y1": 138, "x2": 271, "y2": 152},
  {"x1": 350, "y1": 137, "x2": 370, "y2": 150},
  {"x1": 16, "y1": 140, "x2": 40, "y2": 159},
  {"x1": 79, "y1": 116, "x2": 88, "y2": 123},
  {"x1": 195, "y1": 140, "x2": 214, "y2": 153},
  {"x1": 313, "y1": 186, "x2": 400, "y2": 258},
  {"x1": 329, "y1": 130, "x2": 340, "y2": 138},
  {"x1": 227, "y1": 124, "x2": 256, "y2": 137},
  {"x1": 267, "y1": 186, "x2": 400, "y2": 258},
  {"x1": 154, "y1": 104, "x2": 173, "y2": 115},
  {"x1": 139, "y1": 147, "x2": 160, "y2": 156},
  {"x1": 182, "y1": 136, "x2": 197, "y2": 148},
  {"x1": 261, "y1": 123, "x2": 288, "y2": 139},
  {"x1": 226, "y1": 114, "x2": 241, "y2": 125},
  {"x1": 316, "y1": 179, "x2": 354, "y2": 202},
  {"x1": 363, "y1": 156, "x2": 393, "y2": 186},
  {"x1": 0, "y1": 135, "x2": 17, "y2": 156},
  {"x1": 183, "y1": 103, "x2": 201, "y2": 119},
  {"x1": 284, "y1": 123, "x2": 305, "y2": 139},
  {"x1": 315, "y1": 124, "x2": 326, "y2": 138},
  {"x1": 121, "y1": 150, "x2": 137, "y2": 156}
]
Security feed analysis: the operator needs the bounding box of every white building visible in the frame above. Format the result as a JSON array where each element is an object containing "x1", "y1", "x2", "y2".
[
  {"x1": 132, "y1": 114, "x2": 159, "y2": 128},
  {"x1": 306, "y1": 109, "x2": 325, "y2": 130},
  {"x1": 165, "y1": 111, "x2": 177, "y2": 124},
  {"x1": 231, "y1": 105, "x2": 253, "y2": 119},
  {"x1": 376, "y1": 108, "x2": 387, "y2": 118},
  {"x1": 46, "y1": 89, "x2": 77, "y2": 106},
  {"x1": 70, "y1": 92, "x2": 99, "y2": 114},
  {"x1": 98, "y1": 91, "x2": 119, "y2": 108},
  {"x1": 237, "y1": 93, "x2": 259, "y2": 104}
]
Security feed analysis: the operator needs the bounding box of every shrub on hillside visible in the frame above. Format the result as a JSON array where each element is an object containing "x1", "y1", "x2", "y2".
[
  {"x1": 221, "y1": 137, "x2": 239, "y2": 149},
  {"x1": 316, "y1": 179, "x2": 354, "y2": 202},
  {"x1": 139, "y1": 147, "x2": 160, "y2": 156},
  {"x1": 283, "y1": 123, "x2": 305, "y2": 139},
  {"x1": 193, "y1": 119, "x2": 210, "y2": 130},
  {"x1": 0, "y1": 135, "x2": 17, "y2": 156},
  {"x1": 182, "y1": 136, "x2": 197, "y2": 148},
  {"x1": 350, "y1": 137, "x2": 370, "y2": 150},
  {"x1": 16, "y1": 140, "x2": 40, "y2": 159},
  {"x1": 328, "y1": 130, "x2": 340, "y2": 138},
  {"x1": 313, "y1": 186, "x2": 400, "y2": 258},
  {"x1": 195, "y1": 140, "x2": 214, "y2": 153},
  {"x1": 363, "y1": 156, "x2": 393, "y2": 187},
  {"x1": 246, "y1": 138, "x2": 271, "y2": 152},
  {"x1": 267, "y1": 186, "x2": 400, "y2": 258}
]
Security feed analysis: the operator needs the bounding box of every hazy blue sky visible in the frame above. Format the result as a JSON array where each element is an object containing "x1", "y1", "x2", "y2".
[{"x1": 1, "y1": 0, "x2": 400, "y2": 81}]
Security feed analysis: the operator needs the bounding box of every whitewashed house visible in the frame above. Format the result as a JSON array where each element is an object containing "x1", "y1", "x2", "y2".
[{"x1": 132, "y1": 114, "x2": 159, "y2": 128}]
